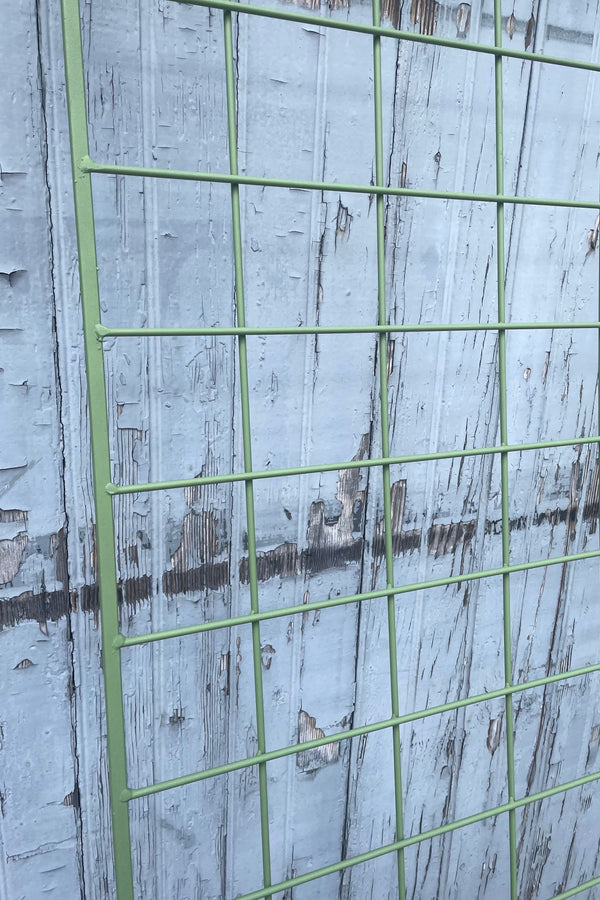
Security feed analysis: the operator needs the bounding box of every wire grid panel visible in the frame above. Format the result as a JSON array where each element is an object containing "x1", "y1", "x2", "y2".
[{"x1": 59, "y1": 0, "x2": 600, "y2": 897}]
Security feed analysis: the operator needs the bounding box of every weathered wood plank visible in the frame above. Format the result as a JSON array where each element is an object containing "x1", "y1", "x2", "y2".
[
  {"x1": 0, "y1": 1, "x2": 82, "y2": 897},
  {"x1": 3, "y1": 0, "x2": 600, "y2": 898}
]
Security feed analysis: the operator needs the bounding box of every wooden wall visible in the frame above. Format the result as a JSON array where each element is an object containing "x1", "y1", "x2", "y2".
[{"x1": 2, "y1": 0, "x2": 600, "y2": 897}]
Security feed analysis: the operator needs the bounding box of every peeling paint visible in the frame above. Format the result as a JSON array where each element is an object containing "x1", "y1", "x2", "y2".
[
  {"x1": 163, "y1": 561, "x2": 229, "y2": 596},
  {"x1": 410, "y1": 0, "x2": 439, "y2": 35},
  {"x1": 12, "y1": 657, "x2": 34, "y2": 670},
  {"x1": 239, "y1": 541, "x2": 297, "y2": 583},
  {"x1": 171, "y1": 507, "x2": 221, "y2": 571},
  {"x1": 0, "y1": 509, "x2": 28, "y2": 524},
  {"x1": 0, "y1": 269, "x2": 27, "y2": 287},
  {"x1": 305, "y1": 432, "x2": 369, "y2": 569},
  {"x1": 334, "y1": 199, "x2": 352, "y2": 249},
  {"x1": 5, "y1": 4, "x2": 600, "y2": 895},
  {"x1": 285, "y1": 0, "x2": 347, "y2": 11},
  {"x1": 0, "y1": 532, "x2": 28, "y2": 585},
  {"x1": 62, "y1": 788, "x2": 80, "y2": 809},
  {"x1": 2, "y1": 474, "x2": 598, "y2": 628},
  {"x1": 585, "y1": 723, "x2": 600, "y2": 768},
  {"x1": 260, "y1": 643, "x2": 276, "y2": 670},
  {"x1": 456, "y1": 3, "x2": 471, "y2": 39},
  {"x1": 0, "y1": 588, "x2": 71, "y2": 631},
  {"x1": 373, "y1": 480, "x2": 421, "y2": 557},
  {"x1": 486, "y1": 715, "x2": 503, "y2": 757},
  {"x1": 428, "y1": 519, "x2": 476, "y2": 559},
  {"x1": 296, "y1": 710, "x2": 340, "y2": 773}
]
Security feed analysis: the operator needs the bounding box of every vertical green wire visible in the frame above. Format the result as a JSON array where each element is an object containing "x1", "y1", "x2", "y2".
[
  {"x1": 223, "y1": 8, "x2": 273, "y2": 895},
  {"x1": 493, "y1": 2, "x2": 518, "y2": 897},
  {"x1": 62, "y1": 0, "x2": 598, "y2": 896},
  {"x1": 371, "y1": 3, "x2": 406, "y2": 896},
  {"x1": 59, "y1": 0, "x2": 135, "y2": 898}
]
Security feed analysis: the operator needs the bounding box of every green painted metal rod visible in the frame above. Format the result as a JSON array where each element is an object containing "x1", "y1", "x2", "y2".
[
  {"x1": 96, "y1": 321, "x2": 600, "y2": 337},
  {"x1": 492, "y1": 0, "x2": 518, "y2": 894},
  {"x1": 173, "y1": 0, "x2": 600, "y2": 74},
  {"x1": 59, "y1": 0, "x2": 600, "y2": 894},
  {"x1": 546, "y1": 874, "x2": 600, "y2": 900},
  {"x1": 371, "y1": 0, "x2": 406, "y2": 891},
  {"x1": 59, "y1": 0, "x2": 135, "y2": 897},
  {"x1": 106, "y1": 432, "x2": 600, "y2": 494},
  {"x1": 120, "y1": 658, "x2": 600, "y2": 800},
  {"x1": 82, "y1": 155, "x2": 600, "y2": 210},
  {"x1": 222, "y1": 7, "x2": 273, "y2": 894},
  {"x1": 115, "y1": 545, "x2": 600, "y2": 647}
]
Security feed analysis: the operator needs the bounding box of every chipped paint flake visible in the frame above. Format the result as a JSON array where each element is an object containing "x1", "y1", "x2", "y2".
[
  {"x1": 0, "y1": 532, "x2": 28, "y2": 585},
  {"x1": 296, "y1": 710, "x2": 340, "y2": 773}
]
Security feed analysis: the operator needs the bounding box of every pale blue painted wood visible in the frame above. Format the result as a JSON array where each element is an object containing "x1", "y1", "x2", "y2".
[{"x1": 2, "y1": 0, "x2": 600, "y2": 898}]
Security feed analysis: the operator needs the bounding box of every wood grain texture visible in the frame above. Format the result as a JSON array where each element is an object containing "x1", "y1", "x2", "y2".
[
  {"x1": 0, "y1": 1, "x2": 83, "y2": 898},
  {"x1": 2, "y1": 0, "x2": 600, "y2": 898}
]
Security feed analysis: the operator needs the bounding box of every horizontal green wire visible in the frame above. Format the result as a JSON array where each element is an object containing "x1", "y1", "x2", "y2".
[
  {"x1": 230, "y1": 763, "x2": 600, "y2": 900},
  {"x1": 123, "y1": 676, "x2": 600, "y2": 799},
  {"x1": 116, "y1": 546, "x2": 600, "y2": 647},
  {"x1": 234, "y1": 760, "x2": 600, "y2": 900},
  {"x1": 68, "y1": 0, "x2": 600, "y2": 895},
  {"x1": 97, "y1": 321, "x2": 600, "y2": 338},
  {"x1": 124, "y1": 763, "x2": 600, "y2": 899},
  {"x1": 82, "y1": 155, "x2": 600, "y2": 210},
  {"x1": 106, "y1": 433, "x2": 600, "y2": 495},
  {"x1": 174, "y1": 0, "x2": 600, "y2": 75},
  {"x1": 546, "y1": 875, "x2": 600, "y2": 900},
  {"x1": 90, "y1": 4, "x2": 600, "y2": 893},
  {"x1": 120, "y1": 656, "x2": 600, "y2": 800}
]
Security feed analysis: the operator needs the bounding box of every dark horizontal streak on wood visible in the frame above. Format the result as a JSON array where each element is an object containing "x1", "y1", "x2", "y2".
[{"x1": 1, "y1": 498, "x2": 598, "y2": 630}]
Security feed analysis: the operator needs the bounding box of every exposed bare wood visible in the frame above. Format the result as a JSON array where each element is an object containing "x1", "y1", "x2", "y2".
[{"x1": 3, "y1": 0, "x2": 600, "y2": 898}]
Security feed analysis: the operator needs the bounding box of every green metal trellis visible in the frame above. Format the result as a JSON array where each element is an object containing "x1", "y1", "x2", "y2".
[{"x1": 59, "y1": 0, "x2": 600, "y2": 897}]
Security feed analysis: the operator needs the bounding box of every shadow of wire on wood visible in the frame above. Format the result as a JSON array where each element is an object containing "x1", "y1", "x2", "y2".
[{"x1": 59, "y1": 0, "x2": 600, "y2": 897}]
